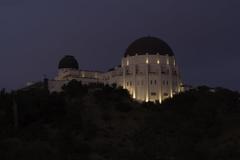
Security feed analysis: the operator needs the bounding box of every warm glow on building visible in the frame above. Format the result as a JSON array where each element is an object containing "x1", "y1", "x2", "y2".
[
  {"x1": 146, "y1": 58, "x2": 149, "y2": 64},
  {"x1": 145, "y1": 94, "x2": 149, "y2": 102},
  {"x1": 133, "y1": 90, "x2": 136, "y2": 99},
  {"x1": 49, "y1": 37, "x2": 183, "y2": 103},
  {"x1": 159, "y1": 95, "x2": 162, "y2": 103},
  {"x1": 81, "y1": 72, "x2": 85, "y2": 78}
]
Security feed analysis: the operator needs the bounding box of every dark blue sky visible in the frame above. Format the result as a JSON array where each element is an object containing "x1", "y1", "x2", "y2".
[{"x1": 0, "y1": 0, "x2": 240, "y2": 90}]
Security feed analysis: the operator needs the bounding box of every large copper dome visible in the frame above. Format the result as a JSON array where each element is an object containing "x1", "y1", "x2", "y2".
[{"x1": 124, "y1": 37, "x2": 174, "y2": 57}]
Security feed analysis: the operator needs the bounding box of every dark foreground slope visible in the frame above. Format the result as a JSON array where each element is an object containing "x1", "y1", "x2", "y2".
[{"x1": 0, "y1": 81, "x2": 240, "y2": 160}]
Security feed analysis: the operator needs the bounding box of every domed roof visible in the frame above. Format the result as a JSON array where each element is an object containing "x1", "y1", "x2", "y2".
[
  {"x1": 58, "y1": 55, "x2": 79, "y2": 69},
  {"x1": 124, "y1": 37, "x2": 174, "y2": 57}
]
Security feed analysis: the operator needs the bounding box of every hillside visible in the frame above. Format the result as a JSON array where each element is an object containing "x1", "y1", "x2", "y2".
[{"x1": 0, "y1": 81, "x2": 240, "y2": 160}]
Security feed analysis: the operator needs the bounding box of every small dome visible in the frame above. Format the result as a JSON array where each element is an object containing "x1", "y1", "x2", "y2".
[
  {"x1": 58, "y1": 55, "x2": 79, "y2": 69},
  {"x1": 124, "y1": 37, "x2": 174, "y2": 57}
]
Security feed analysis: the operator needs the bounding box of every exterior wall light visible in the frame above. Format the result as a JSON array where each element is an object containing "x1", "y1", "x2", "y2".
[
  {"x1": 167, "y1": 58, "x2": 169, "y2": 65},
  {"x1": 146, "y1": 58, "x2": 149, "y2": 64}
]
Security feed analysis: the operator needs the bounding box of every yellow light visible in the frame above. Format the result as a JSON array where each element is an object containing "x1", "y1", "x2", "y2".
[
  {"x1": 170, "y1": 90, "x2": 173, "y2": 98},
  {"x1": 157, "y1": 60, "x2": 160, "y2": 64},
  {"x1": 146, "y1": 58, "x2": 149, "y2": 64},
  {"x1": 127, "y1": 60, "x2": 129, "y2": 66},
  {"x1": 159, "y1": 95, "x2": 162, "y2": 104},
  {"x1": 167, "y1": 58, "x2": 169, "y2": 65},
  {"x1": 145, "y1": 93, "x2": 149, "y2": 102},
  {"x1": 133, "y1": 92, "x2": 136, "y2": 99}
]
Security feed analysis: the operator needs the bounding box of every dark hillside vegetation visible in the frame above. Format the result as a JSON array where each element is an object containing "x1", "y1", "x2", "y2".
[{"x1": 0, "y1": 81, "x2": 240, "y2": 160}]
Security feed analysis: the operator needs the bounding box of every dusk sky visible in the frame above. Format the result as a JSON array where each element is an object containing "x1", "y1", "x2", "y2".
[{"x1": 0, "y1": 0, "x2": 239, "y2": 90}]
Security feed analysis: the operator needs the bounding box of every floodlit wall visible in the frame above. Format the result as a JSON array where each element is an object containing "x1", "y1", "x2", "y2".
[{"x1": 49, "y1": 54, "x2": 182, "y2": 102}]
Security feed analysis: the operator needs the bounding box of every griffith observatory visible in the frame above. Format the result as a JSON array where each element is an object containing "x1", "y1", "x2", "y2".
[{"x1": 48, "y1": 37, "x2": 184, "y2": 102}]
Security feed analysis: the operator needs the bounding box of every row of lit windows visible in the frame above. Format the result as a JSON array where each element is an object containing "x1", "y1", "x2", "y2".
[
  {"x1": 150, "y1": 92, "x2": 169, "y2": 96},
  {"x1": 125, "y1": 68, "x2": 177, "y2": 75},
  {"x1": 126, "y1": 80, "x2": 169, "y2": 86},
  {"x1": 126, "y1": 59, "x2": 175, "y2": 66}
]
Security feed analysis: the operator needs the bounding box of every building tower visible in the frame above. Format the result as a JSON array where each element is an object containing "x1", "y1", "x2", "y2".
[
  {"x1": 56, "y1": 55, "x2": 79, "y2": 81},
  {"x1": 48, "y1": 37, "x2": 183, "y2": 102},
  {"x1": 121, "y1": 37, "x2": 182, "y2": 102}
]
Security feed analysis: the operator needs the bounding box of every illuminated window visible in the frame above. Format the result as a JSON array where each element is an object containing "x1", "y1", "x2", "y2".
[
  {"x1": 166, "y1": 58, "x2": 169, "y2": 65},
  {"x1": 146, "y1": 58, "x2": 149, "y2": 64},
  {"x1": 151, "y1": 92, "x2": 157, "y2": 96},
  {"x1": 164, "y1": 93, "x2": 169, "y2": 96},
  {"x1": 127, "y1": 60, "x2": 129, "y2": 66},
  {"x1": 157, "y1": 60, "x2": 160, "y2": 64}
]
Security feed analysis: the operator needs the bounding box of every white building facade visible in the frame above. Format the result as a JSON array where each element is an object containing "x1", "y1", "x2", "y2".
[{"x1": 48, "y1": 37, "x2": 183, "y2": 102}]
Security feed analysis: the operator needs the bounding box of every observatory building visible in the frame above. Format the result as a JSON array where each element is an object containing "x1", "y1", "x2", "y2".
[{"x1": 48, "y1": 37, "x2": 183, "y2": 102}]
